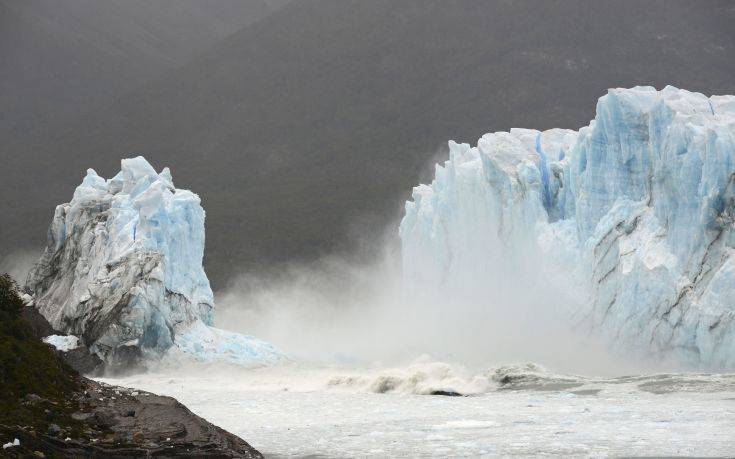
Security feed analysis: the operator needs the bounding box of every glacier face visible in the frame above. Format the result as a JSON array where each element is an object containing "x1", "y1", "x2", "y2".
[
  {"x1": 26, "y1": 157, "x2": 282, "y2": 368},
  {"x1": 400, "y1": 86, "x2": 735, "y2": 369}
]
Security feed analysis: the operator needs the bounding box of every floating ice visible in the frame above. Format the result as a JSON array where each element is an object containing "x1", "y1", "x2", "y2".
[
  {"x1": 168, "y1": 321, "x2": 285, "y2": 367},
  {"x1": 400, "y1": 86, "x2": 735, "y2": 369},
  {"x1": 102, "y1": 361, "x2": 735, "y2": 457}
]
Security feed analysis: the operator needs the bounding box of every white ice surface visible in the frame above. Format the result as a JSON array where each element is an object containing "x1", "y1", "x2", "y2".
[
  {"x1": 400, "y1": 86, "x2": 735, "y2": 369},
  {"x1": 2, "y1": 439, "x2": 19, "y2": 449},
  {"x1": 26, "y1": 156, "x2": 283, "y2": 367},
  {"x1": 42, "y1": 334, "x2": 80, "y2": 352},
  {"x1": 165, "y1": 321, "x2": 286, "y2": 367},
  {"x1": 102, "y1": 360, "x2": 735, "y2": 457}
]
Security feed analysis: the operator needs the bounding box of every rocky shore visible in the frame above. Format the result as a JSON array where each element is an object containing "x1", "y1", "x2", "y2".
[
  {"x1": 4, "y1": 378, "x2": 262, "y2": 458},
  {"x1": 1, "y1": 274, "x2": 263, "y2": 458}
]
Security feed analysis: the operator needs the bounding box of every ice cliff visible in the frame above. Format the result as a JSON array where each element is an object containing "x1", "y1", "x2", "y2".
[
  {"x1": 400, "y1": 86, "x2": 735, "y2": 369},
  {"x1": 26, "y1": 157, "x2": 281, "y2": 369}
]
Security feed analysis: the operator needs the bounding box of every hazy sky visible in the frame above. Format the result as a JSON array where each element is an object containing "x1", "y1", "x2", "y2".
[{"x1": 2, "y1": 0, "x2": 734, "y2": 287}]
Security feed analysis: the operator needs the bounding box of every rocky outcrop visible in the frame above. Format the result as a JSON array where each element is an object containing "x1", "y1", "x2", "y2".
[
  {"x1": 20, "y1": 303, "x2": 104, "y2": 375},
  {"x1": 0, "y1": 377, "x2": 263, "y2": 458},
  {"x1": 4, "y1": 379, "x2": 262, "y2": 458},
  {"x1": 2, "y1": 273, "x2": 262, "y2": 458}
]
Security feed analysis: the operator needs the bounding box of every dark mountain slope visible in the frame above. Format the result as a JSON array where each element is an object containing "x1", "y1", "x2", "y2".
[
  {"x1": 0, "y1": 0, "x2": 278, "y2": 139},
  {"x1": 4, "y1": 0, "x2": 734, "y2": 287}
]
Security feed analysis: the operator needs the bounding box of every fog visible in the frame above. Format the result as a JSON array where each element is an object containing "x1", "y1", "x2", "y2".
[
  {"x1": 4, "y1": 1, "x2": 734, "y2": 287},
  {"x1": 215, "y1": 222, "x2": 648, "y2": 377},
  {"x1": 0, "y1": 249, "x2": 39, "y2": 285}
]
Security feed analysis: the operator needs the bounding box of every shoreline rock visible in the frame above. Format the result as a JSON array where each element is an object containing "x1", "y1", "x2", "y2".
[
  {"x1": 2, "y1": 273, "x2": 263, "y2": 458},
  {"x1": 3, "y1": 378, "x2": 262, "y2": 458}
]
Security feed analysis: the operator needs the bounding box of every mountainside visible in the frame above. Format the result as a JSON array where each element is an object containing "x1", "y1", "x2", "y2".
[
  {"x1": 0, "y1": 0, "x2": 278, "y2": 140},
  {"x1": 401, "y1": 86, "x2": 735, "y2": 369},
  {"x1": 3, "y1": 0, "x2": 735, "y2": 287}
]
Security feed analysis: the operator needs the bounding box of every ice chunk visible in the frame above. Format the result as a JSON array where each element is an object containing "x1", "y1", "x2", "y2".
[
  {"x1": 43, "y1": 335, "x2": 81, "y2": 352},
  {"x1": 26, "y1": 156, "x2": 282, "y2": 368},
  {"x1": 2, "y1": 439, "x2": 19, "y2": 449},
  {"x1": 168, "y1": 321, "x2": 285, "y2": 367}
]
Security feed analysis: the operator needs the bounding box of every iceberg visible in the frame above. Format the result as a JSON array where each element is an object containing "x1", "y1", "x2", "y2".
[
  {"x1": 400, "y1": 86, "x2": 735, "y2": 369},
  {"x1": 26, "y1": 157, "x2": 282, "y2": 368}
]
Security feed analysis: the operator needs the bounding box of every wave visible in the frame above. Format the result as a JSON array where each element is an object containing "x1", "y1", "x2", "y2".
[
  {"x1": 317, "y1": 358, "x2": 735, "y2": 395},
  {"x1": 102, "y1": 355, "x2": 735, "y2": 397}
]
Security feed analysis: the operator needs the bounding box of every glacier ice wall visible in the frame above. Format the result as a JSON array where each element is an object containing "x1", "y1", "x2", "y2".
[
  {"x1": 26, "y1": 157, "x2": 282, "y2": 368},
  {"x1": 400, "y1": 86, "x2": 735, "y2": 369}
]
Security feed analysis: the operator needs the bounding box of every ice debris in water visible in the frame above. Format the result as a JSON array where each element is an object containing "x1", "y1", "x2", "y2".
[
  {"x1": 167, "y1": 321, "x2": 285, "y2": 367},
  {"x1": 26, "y1": 156, "x2": 283, "y2": 367},
  {"x1": 401, "y1": 86, "x2": 735, "y2": 369}
]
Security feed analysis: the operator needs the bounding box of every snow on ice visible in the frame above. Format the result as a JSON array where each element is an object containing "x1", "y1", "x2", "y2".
[{"x1": 42, "y1": 335, "x2": 80, "y2": 352}]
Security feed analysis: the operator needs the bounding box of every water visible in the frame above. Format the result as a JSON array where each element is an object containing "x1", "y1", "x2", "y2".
[{"x1": 101, "y1": 359, "x2": 735, "y2": 457}]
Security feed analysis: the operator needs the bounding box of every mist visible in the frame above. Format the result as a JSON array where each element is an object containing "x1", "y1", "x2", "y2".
[
  {"x1": 4, "y1": 1, "x2": 734, "y2": 288},
  {"x1": 0, "y1": 249, "x2": 40, "y2": 285},
  {"x1": 215, "y1": 221, "x2": 646, "y2": 377}
]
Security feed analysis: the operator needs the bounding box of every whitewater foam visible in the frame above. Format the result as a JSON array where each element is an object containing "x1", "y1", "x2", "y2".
[{"x1": 101, "y1": 358, "x2": 735, "y2": 457}]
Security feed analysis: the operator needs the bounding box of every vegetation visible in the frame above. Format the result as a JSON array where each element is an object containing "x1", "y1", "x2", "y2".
[
  {"x1": 0, "y1": 274, "x2": 260, "y2": 457},
  {"x1": 0, "y1": 273, "x2": 81, "y2": 449}
]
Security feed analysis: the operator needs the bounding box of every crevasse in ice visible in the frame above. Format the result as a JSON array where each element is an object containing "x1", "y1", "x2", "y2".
[
  {"x1": 26, "y1": 157, "x2": 282, "y2": 367},
  {"x1": 400, "y1": 86, "x2": 735, "y2": 369}
]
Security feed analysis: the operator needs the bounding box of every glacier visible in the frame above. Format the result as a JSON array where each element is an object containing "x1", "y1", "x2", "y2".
[
  {"x1": 26, "y1": 157, "x2": 282, "y2": 369},
  {"x1": 400, "y1": 86, "x2": 735, "y2": 369}
]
